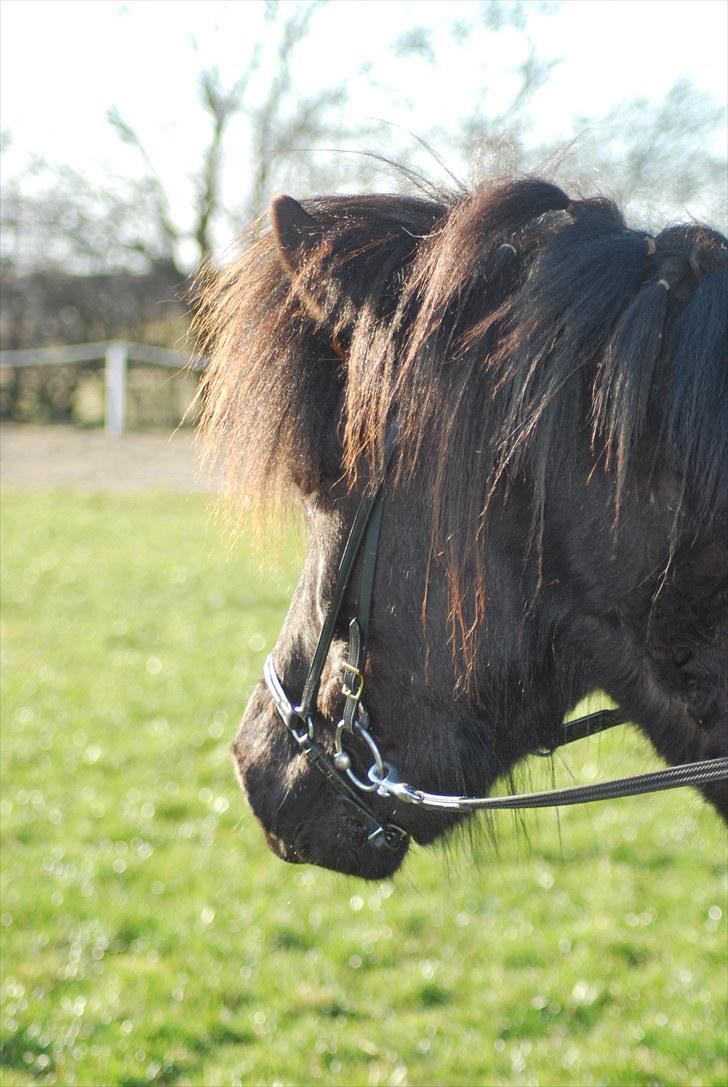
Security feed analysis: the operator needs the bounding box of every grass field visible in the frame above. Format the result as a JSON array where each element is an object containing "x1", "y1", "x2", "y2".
[{"x1": 1, "y1": 490, "x2": 726, "y2": 1087}]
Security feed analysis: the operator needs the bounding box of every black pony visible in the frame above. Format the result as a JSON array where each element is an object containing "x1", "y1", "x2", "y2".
[{"x1": 196, "y1": 178, "x2": 727, "y2": 879}]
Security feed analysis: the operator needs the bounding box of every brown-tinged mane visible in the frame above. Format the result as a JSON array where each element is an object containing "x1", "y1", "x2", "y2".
[
  {"x1": 193, "y1": 193, "x2": 448, "y2": 510},
  {"x1": 195, "y1": 178, "x2": 727, "y2": 666}
]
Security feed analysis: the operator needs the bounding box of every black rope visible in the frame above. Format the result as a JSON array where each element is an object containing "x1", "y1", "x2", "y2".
[{"x1": 429, "y1": 757, "x2": 728, "y2": 811}]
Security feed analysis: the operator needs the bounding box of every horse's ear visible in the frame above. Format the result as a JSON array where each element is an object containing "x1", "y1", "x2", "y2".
[
  {"x1": 270, "y1": 194, "x2": 329, "y2": 325},
  {"x1": 271, "y1": 194, "x2": 322, "y2": 278}
]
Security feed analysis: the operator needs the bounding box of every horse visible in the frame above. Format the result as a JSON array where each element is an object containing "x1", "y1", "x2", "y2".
[{"x1": 195, "y1": 177, "x2": 728, "y2": 880}]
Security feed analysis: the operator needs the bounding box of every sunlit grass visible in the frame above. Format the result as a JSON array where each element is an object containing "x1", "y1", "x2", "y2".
[{"x1": 1, "y1": 490, "x2": 726, "y2": 1087}]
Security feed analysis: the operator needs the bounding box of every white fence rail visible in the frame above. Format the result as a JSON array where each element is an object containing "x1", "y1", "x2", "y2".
[{"x1": 0, "y1": 341, "x2": 206, "y2": 435}]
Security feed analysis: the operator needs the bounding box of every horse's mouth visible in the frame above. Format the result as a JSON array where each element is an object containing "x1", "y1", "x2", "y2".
[
  {"x1": 264, "y1": 829, "x2": 305, "y2": 864},
  {"x1": 256, "y1": 810, "x2": 409, "y2": 879},
  {"x1": 233, "y1": 709, "x2": 411, "y2": 879}
]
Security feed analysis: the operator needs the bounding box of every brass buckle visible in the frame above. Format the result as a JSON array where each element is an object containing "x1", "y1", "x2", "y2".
[{"x1": 341, "y1": 662, "x2": 364, "y2": 701}]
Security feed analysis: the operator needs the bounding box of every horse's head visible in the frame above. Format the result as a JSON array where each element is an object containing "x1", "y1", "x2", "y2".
[
  {"x1": 200, "y1": 192, "x2": 511, "y2": 878},
  {"x1": 198, "y1": 181, "x2": 728, "y2": 878}
]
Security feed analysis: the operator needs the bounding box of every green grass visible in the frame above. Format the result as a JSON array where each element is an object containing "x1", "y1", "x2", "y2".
[{"x1": 1, "y1": 490, "x2": 726, "y2": 1087}]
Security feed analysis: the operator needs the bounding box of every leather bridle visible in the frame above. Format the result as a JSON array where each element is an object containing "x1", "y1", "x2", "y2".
[{"x1": 263, "y1": 424, "x2": 728, "y2": 854}]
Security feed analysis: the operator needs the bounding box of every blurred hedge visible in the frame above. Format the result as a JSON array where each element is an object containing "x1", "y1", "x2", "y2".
[
  {"x1": 0, "y1": 264, "x2": 198, "y2": 426},
  {"x1": 0, "y1": 361, "x2": 201, "y2": 428}
]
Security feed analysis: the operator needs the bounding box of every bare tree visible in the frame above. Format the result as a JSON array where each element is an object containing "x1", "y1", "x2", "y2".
[
  {"x1": 390, "y1": 1, "x2": 560, "y2": 183},
  {"x1": 103, "y1": 0, "x2": 350, "y2": 272},
  {"x1": 0, "y1": 159, "x2": 181, "y2": 276},
  {"x1": 560, "y1": 80, "x2": 727, "y2": 231},
  {"x1": 2, "y1": 1, "x2": 350, "y2": 278},
  {"x1": 2, "y1": 0, "x2": 724, "y2": 282},
  {"x1": 391, "y1": 3, "x2": 725, "y2": 229}
]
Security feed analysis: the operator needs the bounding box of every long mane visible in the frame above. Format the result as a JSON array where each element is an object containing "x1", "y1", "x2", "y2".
[
  {"x1": 194, "y1": 193, "x2": 447, "y2": 506},
  {"x1": 196, "y1": 178, "x2": 727, "y2": 660}
]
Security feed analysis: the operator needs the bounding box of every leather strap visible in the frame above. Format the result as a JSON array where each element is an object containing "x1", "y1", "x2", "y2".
[
  {"x1": 534, "y1": 708, "x2": 626, "y2": 755},
  {"x1": 298, "y1": 425, "x2": 398, "y2": 723}
]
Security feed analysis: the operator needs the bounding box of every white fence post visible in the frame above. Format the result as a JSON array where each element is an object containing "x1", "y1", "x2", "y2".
[{"x1": 105, "y1": 342, "x2": 127, "y2": 435}]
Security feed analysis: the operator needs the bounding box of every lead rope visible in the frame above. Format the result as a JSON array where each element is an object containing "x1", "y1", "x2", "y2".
[{"x1": 367, "y1": 755, "x2": 728, "y2": 811}]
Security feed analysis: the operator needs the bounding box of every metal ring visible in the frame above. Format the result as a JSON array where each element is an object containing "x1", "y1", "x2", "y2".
[
  {"x1": 297, "y1": 711, "x2": 315, "y2": 741},
  {"x1": 344, "y1": 727, "x2": 382, "y2": 792},
  {"x1": 533, "y1": 746, "x2": 555, "y2": 758},
  {"x1": 333, "y1": 720, "x2": 388, "y2": 793},
  {"x1": 367, "y1": 761, "x2": 398, "y2": 786},
  {"x1": 334, "y1": 720, "x2": 377, "y2": 792},
  {"x1": 367, "y1": 762, "x2": 389, "y2": 787},
  {"x1": 345, "y1": 767, "x2": 379, "y2": 792},
  {"x1": 353, "y1": 721, "x2": 386, "y2": 778},
  {"x1": 291, "y1": 726, "x2": 313, "y2": 750}
]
